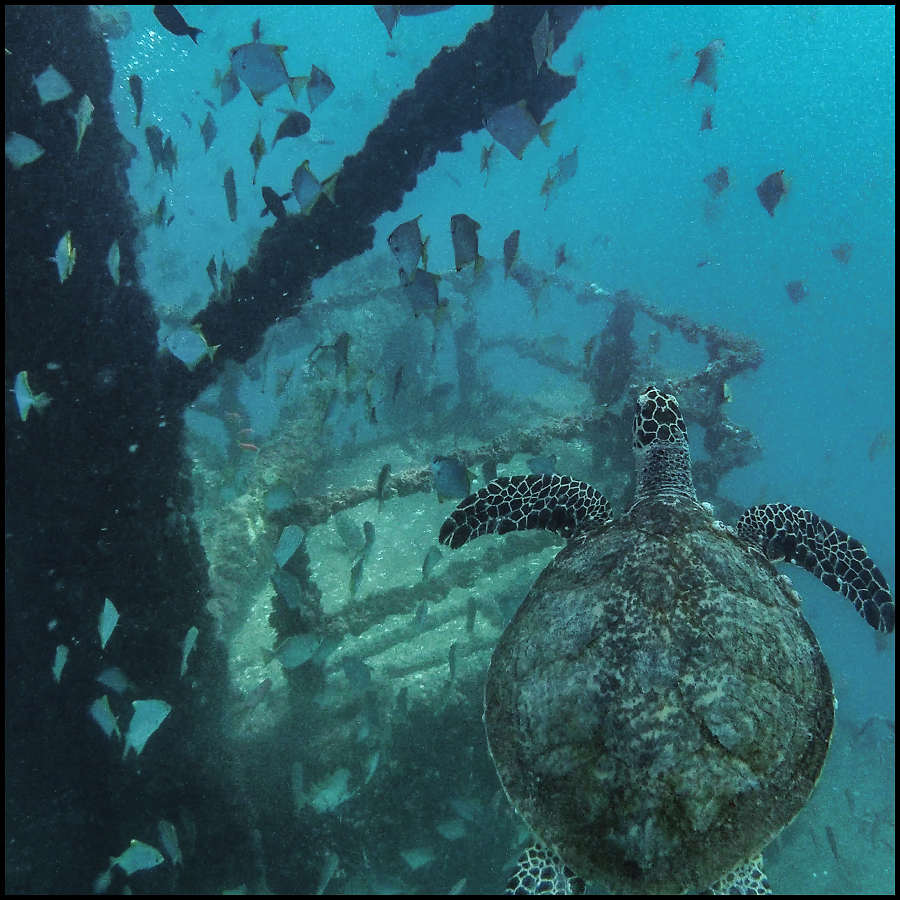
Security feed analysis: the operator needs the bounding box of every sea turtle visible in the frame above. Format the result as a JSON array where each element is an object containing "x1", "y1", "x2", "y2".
[{"x1": 438, "y1": 386, "x2": 893, "y2": 895}]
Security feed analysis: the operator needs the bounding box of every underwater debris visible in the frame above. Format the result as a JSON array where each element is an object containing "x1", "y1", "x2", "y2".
[
  {"x1": 153, "y1": 5, "x2": 202, "y2": 44},
  {"x1": 756, "y1": 170, "x2": 787, "y2": 216}
]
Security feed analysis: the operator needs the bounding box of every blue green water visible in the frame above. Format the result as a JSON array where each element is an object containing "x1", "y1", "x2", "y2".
[{"x1": 107, "y1": 5, "x2": 893, "y2": 893}]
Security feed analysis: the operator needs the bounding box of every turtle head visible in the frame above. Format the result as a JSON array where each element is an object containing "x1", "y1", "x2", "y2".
[{"x1": 631, "y1": 386, "x2": 698, "y2": 507}]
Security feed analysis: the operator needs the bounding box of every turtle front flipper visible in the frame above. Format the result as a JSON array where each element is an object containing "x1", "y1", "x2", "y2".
[
  {"x1": 703, "y1": 854, "x2": 772, "y2": 895},
  {"x1": 737, "y1": 503, "x2": 894, "y2": 633},
  {"x1": 438, "y1": 474, "x2": 611, "y2": 550},
  {"x1": 504, "y1": 843, "x2": 585, "y2": 895}
]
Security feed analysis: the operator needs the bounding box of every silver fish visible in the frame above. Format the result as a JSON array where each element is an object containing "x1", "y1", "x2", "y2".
[{"x1": 229, "y1": 42, "x2": 307, "y2": 106}]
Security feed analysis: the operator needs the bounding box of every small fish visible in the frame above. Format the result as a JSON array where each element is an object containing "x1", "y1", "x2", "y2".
[
  {"x1": 825, "y1": 825, "x2": 840, "y2": 861},
  {"x1": 306, "y1": 64, "x2": 335, "y2": 112},
  {"x1": 432, "y1": 456, "x2": 475, "y2": 502},
  {"x1": 153, "y1": 5, "x2": 202, "y2": 44},
  {"x1": 206, "y1": 255, "x2": 218, "y2": 293},
  {"x1": 213, "y1": 64, "x2": 241, "y2": 106},
  {"x1": 573, "y1": 51, "x2": 585, "y2": 74},
  {"x1": 376, "y1": 463, "x2": 392, "y2": 511},
  {"x1": 107, "y1": 239, "x2": 120, "y2": 285},
  {"x1": 722, "y1": 383, "x2": 733, "y2": 404},
  {"x1": 317, "y1": 851, "x2": 340, "y2": 895},
  {"x1": 164, "y1": 324, "x2": 219, "y2": 370},
  {"x1": 260, "y1": 186, "x2": 292, "y2": 219},
  {"x1": 466, "y1": 596, "x2": 477, "y2": 633},
  {"x1": 265, "y1": 634, "x2": 321, "y2": 669},
  {"x1": 503, "y1": 229, "x2": 520, "y2": 279},
  {"x1": 349, "y1": 557, "x2": 365, "y2": 597},
  {"x1": 249, "y1": 126, "x2": 266, "y2": 185},
  {"x1": 54, "y1": 231, "x2": 76, "y2": 283},
  {"x1": 251, "y1": 17, "x2": 262, "y2": 41},
  {"x1": 363, "y1": 520, "x2": 376, "y2": 558},
  {"x1": 229, "y1": 41, "x2": 307, "y2": 106},
  {"x1": 527, "y1": 454, "x2": 557, "y2": 476},
  {"x1": 703, "y1": 165, "x2": 729, "y2": 198},
  {"x1": 272, "y1": 109, "x2": 311, "y2": 148},
  {"x1": 341, "y1": 654, "x2": 372, "y2": 691},
  {"x1": 290, "y1": 159, "x2": 338, "y2": 214},
  {"x1": 481, "y1": 460, "x2": 498, "y2": 482},
  {"x1": 5, "y1": 132, "x2": 44, "y2": 169},
  {"x1": 128, "y1": 74, "x2": 143, "y2": 126},
  {"x1": 403, "y1": 269, "x2": 443, "y2": 321},
  {"x1": 180, "y1": 625, "x2": 198, "y2": 677},
  {"x1": 554, "y1": 243, "x2": 567, "y2": 270},
  {"x1": 699, "y1": 104, "x2": 714, "y2": 133},
  {"x1": 414, "y1": 599, "x2": 430, "y2": 629},
  {"x1": 145, "y1": 125, "x2": 165, "y2": 172},
  {"x1": 123, "y1": 699, "x2": 171, "y2": 757},
  {"x1": 74, "y1": 94, "x2": 94, "y2": 153},
  {"x1": 108, "y1": 839, "x2": 165, "y2": 876},
  {"x1": 485, "y1": 101, "x2": 554, "y2": 160},
  {"x1": 223, "y1": 167, "x2": 238, "y2": 221},
  {"x1": 422, "y1": 546, "x2": 443, "y2": 581},
  {"x1": 392, "y1": 365, "x2": 404, "y2": 402},
  {"x1": 540, "y1": 146, "x2": 578, "y2": 209},
  {"x1": 33, "y1": 65, "x2": 72, "y2": 105},
  {"x1": 161, "y1": 135, "x2": 177, "y2": 179},
  {"x1": 89, "y1": 695, "x2": 119, "y2": 738},
  {"x1": 99, "y1": 598, "x2": 119, "y2": 649},
  {"x1": 867, "y1": 429, "x2": 894, "y2": 462},
  {"x1": 158, "y1": 820, "x2": 182, "y2": 866},
  {"x1": 220, "y1": 257, "x2": 235, "y2": 299},
  {"x1": 756, "y1": 170, "x2": 787, "y2": 216},
  {"x1": 450, "y1": 214, "x2": 483, "y2": 272},
  {"x1": 831, "y1": 241, "x2": 853, "y2": 264},
  {"x1": 448, "y1": 641, "x2": 457, "y2": 683},
  {"x1": 647, "y1": 331, "x2": 662, "y2": 353},
  {"x1": 181, "y1": 111, "x2": 192, "y2": 128},
  {"x1": 480, "y1": 141, "x2": 496, "y2": 184},
  {"x1": 784, "y1": 279, "x2": 808, "y2": 305},
  {"x1": 200, "y1": 111, "x2": 217, "y2": 151},
  {"x1": 690, "y1": 39, "x2": 724, "y2": 91},
  {"x1": 52, "y1": 645, "x2": 69, "y2": 683},
  {"x1": 388, "y1": 216, "x2": 427, "y2": 284},
  {"x1": 532, "y1": 11, "x2": 552, "y2": 72}
]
